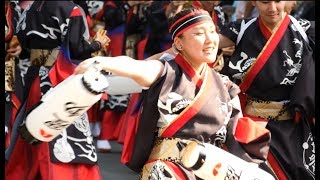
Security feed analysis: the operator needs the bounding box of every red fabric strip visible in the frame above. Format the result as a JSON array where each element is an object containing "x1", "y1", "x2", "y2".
[
  {"x1": 267, "y1": 152, "x2": 288, "y2": 180},
  {"x1": 70, "y1": 7, "x2": 82, "y2": 17},
  {"x1": 239, "y1": 15, "x2": 290, "y2": 93},
  {"x1": 163, "y1": 4, "x2": 169, "y2": 9},
  {"x1": 174, "y1": 21, "x2": 211, "y2": 39},
  {"x1": 161, "y1": 69, "x2": 211, "y2": 137},
  {"x1": 174, "y1": 54, "x2": 203, "y2": 88},
  {"x1": 107, "y1": 28, "x2": 125, "y2": 56},
  {"x1": 48, "y1": 50, "x2": 76, "y2": 87},
  {"x1": 127, "y1": 8, "x2": 134, "y2": 23},
  {"x1": 169, "y1": 11, "x2": 206, "y2": 32},
  {"x1": 258, "y1": 17, "x2": 272, "y2": 40},
  {"x1": 5, "y1": 3, "x2": 13, "y2": 41},
  {"x1": 234, "y1": 117, "x2": 270, "y2": 144},
  {"x1": 95, "y1": 2, "x2": 111, "y2": 20},
  {"x1": 101, "y1": 92, "x2": 108, "y2": 100},
  {"x1": 105, "y1": 1, "x2": 117, "y2": 8},
  {"x1": 164, "y1": 161, "x2": 187, "y2": 180},
  {"x1": 11, "y1": 93, "x2": 21, "y2": 110},
  {"x1": 192, "y1": 1, "x2": 203, "y2": 9},
  {"x1": 212, "y1": 11, "x2": 219, "y2": 32},
  {"x1": 294, "y1": 111, "x2": 301, "y2": 123},
  {"x1": 137, "y1": 34, "x2": 149, "y2": 60},
  {"x1": 121, "y1": 94, "x2": 141, "y2": 164}
]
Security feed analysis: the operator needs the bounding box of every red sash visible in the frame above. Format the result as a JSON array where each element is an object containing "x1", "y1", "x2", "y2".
[
  {"x1": 5, "y1": 3, "x2": 13, "y2": 41},
  {"x1": 239, "y1": 14, "x2": 290, "y2": 93},
  {"x1": 160, "y1": 55, "x2": 211, "y2": 137},
  {"x1": 238, "y1": 16, "x2": 291, "y2": 179}
]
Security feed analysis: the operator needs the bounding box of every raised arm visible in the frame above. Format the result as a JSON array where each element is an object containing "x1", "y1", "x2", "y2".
[
  {"x1": 74, "y1": 56, "x2": 164, "y2": 87},
  {"x1": 145, "y1": 48, "x2": 176, "y2": 60}
]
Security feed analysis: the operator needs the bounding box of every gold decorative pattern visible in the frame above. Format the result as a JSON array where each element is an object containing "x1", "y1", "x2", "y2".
[
  {"x1": 245, "y1": 96, "x2": 292, "y2": 121},
  {"x1": 148, "y1": 137, "x2": 183, "y2": 164},
  {"x1": 5, "y1": 57, "x2": 15, "y2": 91},
  {"x1": 141, "y1": 137, "x2": 192, "y2": 179},
  {"x1": 30, "y1": 49, "x2": 59, "y2": 66}
]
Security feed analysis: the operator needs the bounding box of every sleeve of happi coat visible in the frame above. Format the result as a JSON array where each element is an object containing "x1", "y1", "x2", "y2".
[
  {"x1": 225, "y1": 80, "x2": 271, "y2": 165},
  {"x1": 67, "y1": 6, "x2": 100, "y2": 60},
  {"x1": 289, "y1": 43, "x2": 315, "y2": 119},
  {"x1": 219, "y1": 19, "x2": 242, "y2": 43}
]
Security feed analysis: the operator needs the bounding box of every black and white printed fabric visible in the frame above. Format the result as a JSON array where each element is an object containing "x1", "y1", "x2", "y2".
[
  {"x1": 220, "y1": 16, "x2": 315, "y2": 179},
  {"x1": 38, "y1": 66, "x2": 97, "y2": 165}
]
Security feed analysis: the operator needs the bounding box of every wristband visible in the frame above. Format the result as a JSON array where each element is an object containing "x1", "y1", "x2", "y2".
[{"x1": 94, "y1": 40, "x2": 102, "y2": 50}]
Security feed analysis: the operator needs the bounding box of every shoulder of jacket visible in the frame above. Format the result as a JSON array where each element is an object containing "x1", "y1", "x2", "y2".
[{"x1": 159, "y1": 53, "x2": 176, "y2": 62}]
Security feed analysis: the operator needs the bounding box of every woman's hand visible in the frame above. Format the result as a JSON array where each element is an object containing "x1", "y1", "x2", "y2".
[
  {"x1": 93, "y1": 29, "x2": 111, "y2": 49},
  {"x1": 7, "y1": 44, "x2": 22, "y2": 58},
  {"x1": 74, "y1": 57, "x2": 104, "y2": 75},
  {"x1": 75, "y1": 55, "x2": 164, "y2": 88},
  {"x1": 6, "y1": 36, "x2": 22, "y2": 59}
]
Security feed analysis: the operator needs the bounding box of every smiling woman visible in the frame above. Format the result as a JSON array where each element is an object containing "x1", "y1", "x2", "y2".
[
  {"x1": 168, "y1": 9, "x2": 219, "y2": 73},
  {"x1": 74, "y1": 7, "x2": 273, "y2": 180}
]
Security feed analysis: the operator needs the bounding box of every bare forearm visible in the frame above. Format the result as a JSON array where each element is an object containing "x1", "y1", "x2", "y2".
[
  {"x1": 146, "y1": 48, "x2": 175, "y2": 60},
  {"x1": 96, "y1": 56, "x2": 164, "y2": 87}
]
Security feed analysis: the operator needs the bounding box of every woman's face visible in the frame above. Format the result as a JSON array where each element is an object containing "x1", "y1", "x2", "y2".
[
  {"x1": 175, "y1": 21, "x2": 219, "y2": 67},
  {"x1": 253, "y1": 1, "x2": 286, "y2": 29}
]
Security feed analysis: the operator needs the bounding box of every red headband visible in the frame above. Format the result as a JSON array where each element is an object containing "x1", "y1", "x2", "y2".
[{"x1": 169, "y1": 12, "x2": 212, "y2": 39}]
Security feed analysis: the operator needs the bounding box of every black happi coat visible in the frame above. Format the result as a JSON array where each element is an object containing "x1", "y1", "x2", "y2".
[
  {"x1": 5, "y1": 1, "x2": 24, "y2": 149},
  {"x1": 17, "y1": 1, "x2": 100, "y2": 60},
  {"x1": 127, "y1": 55, "x2": 270, "y2": 174},
  {"x1": 220, "y1": 15, "x2": 315, "y2": 179},
  {"x1": 12, "y1": 1, "x2": 101, "y2": 165}
]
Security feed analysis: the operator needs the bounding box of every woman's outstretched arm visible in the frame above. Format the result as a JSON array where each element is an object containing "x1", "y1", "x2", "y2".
[{"x1": 74, "y1": 56, "x2": 164, "y2": 87}]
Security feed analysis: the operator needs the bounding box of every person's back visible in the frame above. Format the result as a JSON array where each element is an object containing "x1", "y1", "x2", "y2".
[{"x1": 17, "y1": 1, "x2": 104, "y2": 60}]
